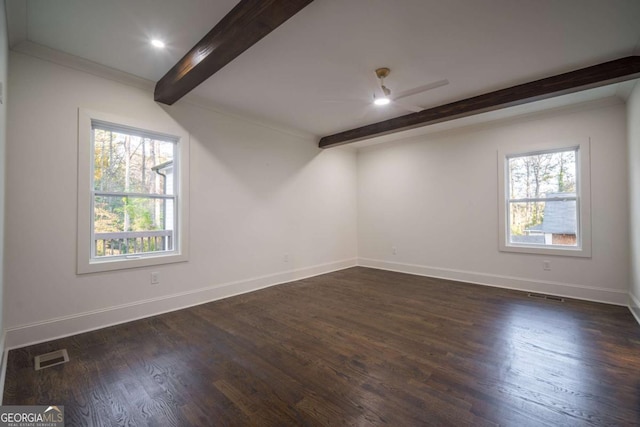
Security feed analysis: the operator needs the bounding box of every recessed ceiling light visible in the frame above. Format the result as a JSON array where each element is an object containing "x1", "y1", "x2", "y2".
[
  {"x1": 151, "y1": 39, "x2": 165, "y2": 49},
  {"x1": 374, "y1": 97, "x2": 391, "y2": 106}
]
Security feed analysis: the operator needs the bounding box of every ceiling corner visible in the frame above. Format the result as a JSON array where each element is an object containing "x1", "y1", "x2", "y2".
[
  {"x1": 615, "y1": 79, "x2": 639, "y2": 101},
  {"x1": 5, "y1": 0, "x2": 27, "y2": 47}
]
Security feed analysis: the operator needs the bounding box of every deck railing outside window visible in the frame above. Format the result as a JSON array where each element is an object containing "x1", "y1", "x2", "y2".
[{"x1": 94, "y1": 230, "x2": 173, "y2": 257}]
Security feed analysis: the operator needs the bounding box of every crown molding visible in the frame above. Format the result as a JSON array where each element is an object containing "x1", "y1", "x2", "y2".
[
  {"x1": 11, "y1": 40, "x2": 155, "y2": 91},
  {"x1": 10, "y1": 40, "x2": 316, "y2": 141}
]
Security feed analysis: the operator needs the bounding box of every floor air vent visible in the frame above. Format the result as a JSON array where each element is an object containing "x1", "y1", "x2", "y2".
[
  {"x1": 34, "y1": 349, "x2": 69, "y2": 370},
  {"x1": 528, "y1": 293, "x2": 565, "y2": 302}
]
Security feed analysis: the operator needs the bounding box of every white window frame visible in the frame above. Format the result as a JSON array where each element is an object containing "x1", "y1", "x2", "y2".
[
  {"x1": 498, "y1": 139, "x2": 591, "y2": 258},
  {"x1": 77, "y1": 109, "x2": 190, "y2": 274}
]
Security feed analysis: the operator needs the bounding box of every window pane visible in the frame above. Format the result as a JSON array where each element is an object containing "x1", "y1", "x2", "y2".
[
  {"x1": 508, "y1": 200, "x2": 577, "y2": 247},
  {"x1": 94, "y1": 195, "x2": 174, "y2": 257},
  {"x1": 93, "y1": 128, "x2": 175, "y2": 195},
  {"x1": 508, "y1": 149, "x2": 576, "y2": 200}
]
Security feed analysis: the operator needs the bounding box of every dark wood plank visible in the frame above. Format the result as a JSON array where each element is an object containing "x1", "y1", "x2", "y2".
[
  {"x1": 154, "y1": 0, "x2": 314, "y2": 105},
  {"x1": 5, "y1": 267, "x2": 640, "y2": 426},
  {"x1": 319, "y1": 56, "x2": 640, "y2": 148}
]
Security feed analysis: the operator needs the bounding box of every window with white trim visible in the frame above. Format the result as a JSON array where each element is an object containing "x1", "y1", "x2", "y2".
[
  {"x1": 498, "y1": 141, "x2": 591, "y2": 257},
  {"x1": 78, "y1": 110, "x2": 189, "y2": 273}
]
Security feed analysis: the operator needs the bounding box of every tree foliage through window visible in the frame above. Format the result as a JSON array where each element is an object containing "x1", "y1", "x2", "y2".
[
  {"x1": 91, "y1": 124, "x2": 177, "y2": 258},
  {"x1": 508, "y1": 149, "x2": 577, "y2": 237},
  {"x1": 93, "y1": 128, "x2": 174, "y2": 234}
]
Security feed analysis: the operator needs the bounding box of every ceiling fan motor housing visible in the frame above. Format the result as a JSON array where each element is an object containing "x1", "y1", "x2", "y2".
[{"x1": 375, "y1": 67, "x2": 390, "y2": 79}]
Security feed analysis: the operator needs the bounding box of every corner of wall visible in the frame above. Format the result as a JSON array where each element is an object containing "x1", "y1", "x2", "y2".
[
  {"x1": 627, "y1": 79, "x2": 640, "y2": 326},
  {"x1": 0, "y1": 331, "x2": 7, "y2": 405},
  {"x1": 629, "y1": 292, "x2": 640, "y2": 326},
  {"x1": 0, "y1": 0, "x2": 8, "y2": 400}
]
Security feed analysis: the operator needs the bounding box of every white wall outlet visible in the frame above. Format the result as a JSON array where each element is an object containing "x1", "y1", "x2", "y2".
[
  {"x1": 543, "y1": 260, "x2": 551, "y2": 271},
  {"x1": 151, "y1": 271, "x2": 160, "y2": 284},
  {"x1": 283, "y1": 253, "x2": 289, "y2": 263},
  {"x1": 392, "y1": 246, "x2": 398, "y2": 255}
]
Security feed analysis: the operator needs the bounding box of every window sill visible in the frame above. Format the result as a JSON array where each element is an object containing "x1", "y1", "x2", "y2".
[
  {"x1": 499, "y1": 243, "x2": 591, "y2": 258},
  {"x1": 77, "y1": 252, "x2": 188, "y2": 274}
]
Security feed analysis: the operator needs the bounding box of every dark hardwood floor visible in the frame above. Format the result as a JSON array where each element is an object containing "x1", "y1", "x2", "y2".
[{"x1": 4, "y1": 267, "x2": 640, "y2": 426}]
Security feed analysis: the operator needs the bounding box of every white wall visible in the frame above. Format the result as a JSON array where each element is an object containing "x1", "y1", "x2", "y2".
[
  {"x1": 0, "y1": 0, "x2": 8, "y2": 352},
  {"x1": 358, "y1": 100, "x2": 630, "y2": 305},
  {"x1": 4, "y1": 52, "x2": 358, "y2": 347},
  {"x1": 628, "y1": 81, "x2": 640, "y2": 321},
  {"x1": 5, "y1": 46, "x2": 635, "y2": 348}
]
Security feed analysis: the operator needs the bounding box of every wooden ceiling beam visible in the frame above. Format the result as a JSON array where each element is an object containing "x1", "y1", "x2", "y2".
[
  {"x1": 319, "y1": 56, "x2": 640, "y2": 148},
  {"x1": 154, "y1": 0, "x2": 314, "y2": 105}
]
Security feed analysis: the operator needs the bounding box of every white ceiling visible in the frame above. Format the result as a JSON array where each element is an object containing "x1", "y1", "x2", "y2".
[{"x1": 6, "y1": 0, "x2": 640, "y2": 138}]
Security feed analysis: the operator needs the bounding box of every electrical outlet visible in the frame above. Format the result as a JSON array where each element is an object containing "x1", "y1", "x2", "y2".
[
  {"x1": 392, "y1": 246, "x2": 397, "y2": 255},
  {"x1": 283, "y1": 253, "x2": 289, "y2": 263},
  {"x1": 543, "y1": 260, "x2": 551, "y2": 271},
  {"x1": 151, "y1": 272, "x2": 160, "y2": 284}
]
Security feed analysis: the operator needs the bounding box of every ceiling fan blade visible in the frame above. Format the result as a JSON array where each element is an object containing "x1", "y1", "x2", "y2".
[
  {"x1": 392, "y1": 100, "x2": 423, "y2": 113},
  {"x1": 321, "y1": 98, "x2": 369, "y2": 104},
  {"x1": 392, "y1": 79, "x2": 449, "y2": 101}
]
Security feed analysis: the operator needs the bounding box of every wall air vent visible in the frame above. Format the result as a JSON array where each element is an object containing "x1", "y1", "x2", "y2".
[
  {"x1": 528, "y1": 293, "x2": 565, "y2": 302},
  {"x1": 34, "y1": 349, "x2": 69, "y2": 370}
]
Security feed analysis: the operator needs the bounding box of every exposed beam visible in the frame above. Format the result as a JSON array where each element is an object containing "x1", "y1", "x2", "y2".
[
  {"x1": 155, "y1": 0, "x2": 314, "y2": 105},
  {"x1": 319, "y1": 56, "x2": 640, "y2": 148}
]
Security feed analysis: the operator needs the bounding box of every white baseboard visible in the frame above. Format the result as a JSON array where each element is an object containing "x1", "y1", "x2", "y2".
[
  {"x1": 358, "y1": 258, "x2": 628, "y2": 306},
  {"x1": 629, "y1": 292, "x2": 640, "y2": 326},
  {"x1": 5, "y1": 259, "x2": 357, "y2": 350}
]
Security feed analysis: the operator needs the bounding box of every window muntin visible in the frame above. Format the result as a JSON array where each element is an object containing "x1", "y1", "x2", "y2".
[
  {"x1": 77, "y1": 108, "x2": 189, "y2": 274},
  {"x1": 506, "y1": 147, "x2": 579, "y2": 248},
  {"x1": 90, "y1": 121, "x2": 179, "y2": 260},
  {"x1": 498, "y1": 142, "x2": 591, "y2": 257}
]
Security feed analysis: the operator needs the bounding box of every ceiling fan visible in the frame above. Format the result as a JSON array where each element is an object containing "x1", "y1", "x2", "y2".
[{"x1": 372, "y1": 67, "x2": 449, "y2": 113}]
